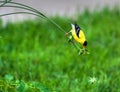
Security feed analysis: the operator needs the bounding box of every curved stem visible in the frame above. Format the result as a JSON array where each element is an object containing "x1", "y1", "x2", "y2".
[
  {"x1": 0, "y1": 0, "x2": 11, "y2": 6},
  {"x1": 0, "y1": 1, "x2": 46, "y2": 18},
  {"x1": 0, "y1": 12, "x2": 44, "y2": 18},
  {"x1": 0, "y1": 5, "x2": 46, "y2": 19},
  {"x1": 0, "y1": 1, "x2": 66, "y2": 33}
]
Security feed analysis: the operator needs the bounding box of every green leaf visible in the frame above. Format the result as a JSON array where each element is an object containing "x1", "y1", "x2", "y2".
[
  {"x1": 31, "y1": 82, "x2": 51, "y2": 92},
  {"x1": 5, "y1": 74, "x2": 14, "y2": 82},
  {"x1": 16, "y1": 81, "x2": 28, "y2": 92}
]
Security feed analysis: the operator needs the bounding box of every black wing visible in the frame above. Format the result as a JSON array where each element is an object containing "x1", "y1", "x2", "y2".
[{"x1": 75, "y1": 23, "x2": 81, "y2": 38}]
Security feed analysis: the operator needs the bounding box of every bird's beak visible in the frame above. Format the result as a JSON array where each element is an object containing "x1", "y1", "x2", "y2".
[{"x1": 71, "y1": 24, "x2": 74, "y2": 29}]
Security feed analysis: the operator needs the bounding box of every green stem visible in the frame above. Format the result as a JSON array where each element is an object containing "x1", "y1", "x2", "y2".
[
  {"x1": 0, "y1": 0, "x2": 11, "y2": 6},
  {"x1": 0, "y1": 5, "x2": 46, "y2": 19},
  {"x1": 0, "y1": 12, "x2": 44, "y2": 18},
  {"x1": 0, "y1": 1, "x2": 66, "y2": 33}
]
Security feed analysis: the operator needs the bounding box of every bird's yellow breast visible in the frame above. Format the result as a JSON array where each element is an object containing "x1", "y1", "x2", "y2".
[{"x1": 71, "y1": 29, "x2": 86, "y2": 44}]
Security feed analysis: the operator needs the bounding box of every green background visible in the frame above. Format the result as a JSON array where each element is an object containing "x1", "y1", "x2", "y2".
[{"x1": 0, "y1": 7, "x2": 120, "y2": 92}]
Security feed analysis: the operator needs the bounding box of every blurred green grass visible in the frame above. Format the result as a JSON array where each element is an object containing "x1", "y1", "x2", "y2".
[{"x1": 0, "y1": 7, "x2": 120, "y2": 92}]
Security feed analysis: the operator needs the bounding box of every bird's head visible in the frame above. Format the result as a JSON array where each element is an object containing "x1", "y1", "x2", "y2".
[
  {"x1": 71, "y1": 23, "x2": 81, "y2": 30},
  {"x1": 71, "y1": 23, "x2": 81, "y2": 38}
]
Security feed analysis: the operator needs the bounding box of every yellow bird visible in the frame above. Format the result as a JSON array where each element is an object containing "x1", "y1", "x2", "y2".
[
  {"x1": 70, "y1": 23, "x2": 87, "y2": 48},
  {"x1": 66, "y1": 23, "x2": 88, "y2": 54},
  {"x1": 66, "y1": 23, "x2": 87, "y2": 48}
]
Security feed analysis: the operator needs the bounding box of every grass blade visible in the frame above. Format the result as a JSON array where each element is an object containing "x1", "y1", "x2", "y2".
[
  {"x1": 0, "y1": 0, "x2": 11, "y2": 6},
  {"x1": 0, "y1": 5, "x2": 46, "y2": 19},
  {"x1": 0, "y1": 12, "x2": 44, "y2": 18},
  {"x1": 0, "y1": 1, "x2": 66, "y2": 33}
]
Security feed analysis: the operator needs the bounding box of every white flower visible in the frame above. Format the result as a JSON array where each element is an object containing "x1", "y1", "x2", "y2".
[{"x1": 89, "y1": 77, "x2": 96, "y2": 84}]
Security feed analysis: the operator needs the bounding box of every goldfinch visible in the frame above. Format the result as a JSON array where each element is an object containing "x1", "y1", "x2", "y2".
[
  {"x1": 71, "y1": 23, "x2": 87, "y2": 48},
  {"x1": 66, "y1": 23, "x2": 89, "y2": 55}
]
